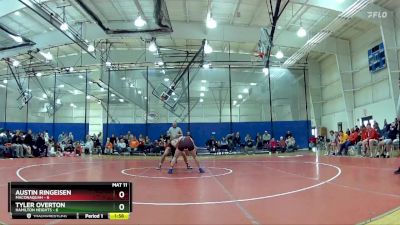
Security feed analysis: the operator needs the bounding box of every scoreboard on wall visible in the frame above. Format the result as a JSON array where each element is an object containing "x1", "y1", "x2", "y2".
[
  {"x1": 368, "y1": 42, "x2": 386, "y2": 73},
  {"x1": 8, "y1": 182, "x2": 132, "y2": 220}
]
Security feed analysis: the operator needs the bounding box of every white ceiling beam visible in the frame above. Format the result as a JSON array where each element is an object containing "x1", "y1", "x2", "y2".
[
  {"x1": 133, "y1": 0, "x2": 148, "y2": 22},
  {"x1": 229, "y1": 0, "x2": 241, "y2": 25},
  {"x1": 248, "y1": 0, "x2": 264, "y2": 26},
  {"x1": 0, "y1": 21, "x2": 343, "y2": 59},
  {"x1": 184, "y1": 0, "x2": 189, "y2": 23},
  {"x1": 298, "y1": 0, "x2": 390, "y2": 25}
]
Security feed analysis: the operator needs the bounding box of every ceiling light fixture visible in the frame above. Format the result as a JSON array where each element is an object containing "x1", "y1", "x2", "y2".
[
  {"x1": 134, "y1": 15, "x2": 146, "y2": 28},
  {"x1": 199, "y1": 98, "x2": 204, "y2": 103},
  {"x1": 263, "y1": 67, "x2": 269, "y2": 76},
  {"x1": 202, "y1": 63, "x2": 211, "y2": 69},
  {"x1": 206, "y1": 12, "x2": 217, "y2": 29},
  {"x1": 148, "y1": 41, "x2": 157, "y2": 52},
  {"x1": 60, "y1": 22, "x2": 69, "y2": 31},
  {"x1": 238, "y1": 94, "x2": 243, "y2": 99},
  {"x1": 36, "y1": 72, "x2": 42, "y2": 77},
  {"x1": 87, "y1": 44, "x2": 95, "y2": 52},
  {"x1": 297, "y1": 26, "x2": 307, "y2": 38},
  {"x1": 9, "y1": 34, "x2": 23, "y2": 43},
  {"x1": 204, "y1": 40, "x2": 213, "y2": 54},
  {"x1": 276, "y1": 50, "x2": 284, "y2": 59},
  {"x1": 39, "y1": 51, "x2": 53, "y2": 61},
  {"x1": 12, "y1": 60, "x2": 20, "y2": 67},
  {"x1": 200, "y1": 92, "x2": 205, "y2": 97}
]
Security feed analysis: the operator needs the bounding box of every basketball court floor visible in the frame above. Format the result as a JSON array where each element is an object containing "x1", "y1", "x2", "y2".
[{"x1": 0, "y1": 153, "x2": 399, "y2": 225}]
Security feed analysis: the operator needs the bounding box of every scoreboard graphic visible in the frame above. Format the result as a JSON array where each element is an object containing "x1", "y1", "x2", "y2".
[{"x1": 8, "y1": 182, "x2": 132, "y2": 220}]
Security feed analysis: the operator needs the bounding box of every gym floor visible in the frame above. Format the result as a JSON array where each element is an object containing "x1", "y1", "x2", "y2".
[{"x1": 0, "y1": 153, "x2": 399, "y2": 225}]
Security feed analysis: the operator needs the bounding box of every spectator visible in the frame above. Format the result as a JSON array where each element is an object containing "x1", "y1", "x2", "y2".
[
  {"x1": 74, "y1": 142, "x2": 82, "y2": 156},
  {"x1": 137, "y1": 134, "x2": 146, "y2": 153},
  {"x1": 92, "y1": 134, "x2": 101, "y2": 154},
  {"x1": 285, "y1": 131, "x2": 293, "y2": 140},
  {"x1": 127, "y1": 131, "x2": 132, "y2": 141},
  {"x1": 32, "y1": 132, "x2": 47, "y2": 157},
  {"x1": 256, "y1": 133, "x2": 263, "y2": 150},
  {"x1": 206, "y1": 135, "x2": 218, "y2": 153},
  {"x1": 23, "y1": 130, "x2": 33, "y2": 157},
  {"x1": 244, "y1": 134, "x2": 254, "y2": 154},
  {"x1": 234, "y1": 132, "x2": 241, "y2": 148},
  {"x1": 377, "y1": 122, "x2": 397, "y2": 158},
  {"x1": 167, "y1": 122, "x2": 183, "y2": 140},
  {"x1": 129, "y1": 136, "x2": 139, "y2": 152},
  {"x1": 278, "y1": 136, "x2": 286, "y2": 152},
  {"x1": 84, "y1": 135, "x2": 94, "y2": 154},
  {"x1": 262, "y1": 131, "x2": 271, "y2": 146},
  {"x1": 360, "y1": 125, "x2": 370, "y2": 156},
  {"x1": 309, "y1": 135, "x2": 317, "y2": 150},
  {"x1": 11, "y1": 131, "x2": 23, "y2": 158},
  {"x1": 44, "y1": 130, "x2": 49, "y2": 143},
  {"x1": 110, "y1": 134, "x2": 117, "y2": 147},
  {"x1": 226, "y1": 133, "x2": 235, "y2": 151},
  {"x1": 68, "y1": 132, "x2": 74, "y2": 142},
  {"x1": 219, "y1": 137, "x2": 229, "y2": 154},
  {"x1": 366, "y1": 123, "x2": 379, "y2": 157},
  {"x1": 354, "y1": 125, "x2": 360, "y2": 133},
  {"x1": 117, "y1": 139, "x2": 127, "y2": 154},
  {"x1": 58, "y1": 132, "x2": 66, "y2": 143},
  {"x1": 270, "y1": 138, "x2": 278, "y2": 153},
  {"x1": 383, "y1": 119, "x2": 389, "y2": 132},
  {"x1": 338, "y1": 128, "x2": 358, "y2": 156},
  {"x1": 335, "y1": 131, "x2": 348, "y2": 156},
  {"x1": 0, "y1": 129, "x2": 10, "y2": 157},
  {"x1": 104, "y1": 138, "x2": 113, "y2": 154},
  {"x1": 286, "y1": 136, "x2": 297, "y2": 152}
]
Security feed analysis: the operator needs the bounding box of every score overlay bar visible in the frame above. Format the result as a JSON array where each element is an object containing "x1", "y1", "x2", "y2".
[{"x1": 8, "y1": 182, "x2": 132, "y2": 220}]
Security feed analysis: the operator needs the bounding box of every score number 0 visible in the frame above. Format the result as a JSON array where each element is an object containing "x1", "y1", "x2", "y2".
[{"x1": 119, "y1": 191, "x2": 125, "y2": 211}]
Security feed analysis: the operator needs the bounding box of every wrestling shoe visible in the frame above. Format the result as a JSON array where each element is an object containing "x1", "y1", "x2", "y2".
[
  {"x1": 186, "y1": 163, "x2": 193, "y2": 169},
  {"x1": 394, "y1": 168, "x2": 400, "y2": 175},
  {"x1": 168, "y1": 168, "x2": 173, "y2": 174},
  {"x1": 199, "y1": 168, "x2": 205, "y2": 173}
]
